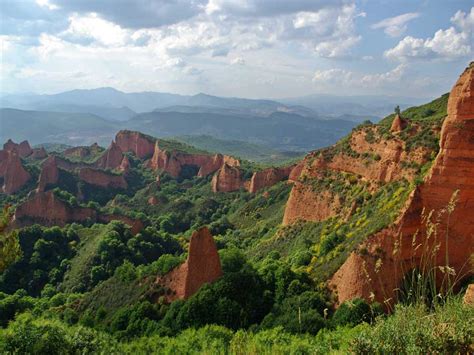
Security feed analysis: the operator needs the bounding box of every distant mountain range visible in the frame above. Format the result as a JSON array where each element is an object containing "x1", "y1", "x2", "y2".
[{"x1": 0, "y1": 87, "x2": 431, "y2": 157}]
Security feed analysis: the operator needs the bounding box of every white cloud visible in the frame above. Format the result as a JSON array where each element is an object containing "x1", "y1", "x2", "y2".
[
  {"x1": 312, "y1": 64, "x2": 407, "y2": 89},
  {"x1": 61, "y1": 13, "x2": 130, "y2": 47},
  {"x1": 231, "y1": 57, "x2": 245, "y2": 65},
  {"x1": 371, "y1": 12, "x2": 420, "y2": 37},
  {"x1": 385, "y1": 7, "x2": 473, "y2": 61}
]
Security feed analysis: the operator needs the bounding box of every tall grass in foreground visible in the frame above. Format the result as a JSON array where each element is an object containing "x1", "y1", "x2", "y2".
[
  {"x1": 371, "y1": 190, "x2": 473, "y2": 310},
  {"x1": 352, "y1": 296, "x2": 473, "y2": 354}
]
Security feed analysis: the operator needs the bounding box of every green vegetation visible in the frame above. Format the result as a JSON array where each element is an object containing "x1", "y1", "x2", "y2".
[
  {"x1": 1, "y1": 93, "x2": 470, "y2": 353},
  {"x1": 176, "y1": 134, "x2": 305, "y2": 165}
]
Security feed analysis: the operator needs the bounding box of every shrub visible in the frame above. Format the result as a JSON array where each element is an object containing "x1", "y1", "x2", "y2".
[{"x1": 332, "y1": 298, "x2": 381, "y2": 327}]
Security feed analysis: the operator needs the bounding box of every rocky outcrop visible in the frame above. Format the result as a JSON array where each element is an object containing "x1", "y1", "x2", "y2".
[
  {"x1": 211, "y1": 163, "x2": 243, "y2": 192},
  {"x1": 157, "y1": 227, "x2": 222, "y2": 302},
  {"x1": 247, "y1": 166, "x2": 294, "y2": 193},
  {"x1": 390, "y1": 114, "x2": 408, "y2": 133},
  {"x1": 37, "y1": 156, "x2": 59, "y2": 192},
  {"x1": 13, "y1": 190, "x2": 143, "y2": 234},
  {"x1": 3, "y1": 139, "x2": 32, "y2": 158},
  {"x1": 0, "y1": 150, "x2": 31, "y2": 194},
  {"x1": 13, "y1": 191, "x2": 96, "y2": 226},
  {"x1": 329, "y1": 62, "x2": 474, "y2": 307},
  {"x1": 115, "y1": 130, "x2": 155, "y2": 159},
  {"x1": 283, "y1": 184, "x2": 342, "y2": 225},
  {"x1": 148, "y1": 141, "x2": 239, "y2": 178},
  {"x1": 119, "y1": 155, "x2": 131, "y2": 173},
  {"x1": 95, "y1": 141, "x2": 123, "y2": 170},
  {"x1": 283, "y1": 121, "x2": 431, "y2": 224},
  {"x1": 78, "y1": 168, "x2": 127, "y2": 189}
]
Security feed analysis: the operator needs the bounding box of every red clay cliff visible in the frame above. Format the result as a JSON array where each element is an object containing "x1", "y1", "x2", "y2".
[
  {"x1": 329, "y1": 62, "x2": 474, "y2": 307},
  {"x1": 158, "y1": 227, "x2": 222, "y2": 301}
]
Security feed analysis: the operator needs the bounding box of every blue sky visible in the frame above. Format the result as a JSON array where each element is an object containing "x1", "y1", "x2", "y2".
[{"x1": 1, "y1": 0, "x2": 472, "y2": 99}]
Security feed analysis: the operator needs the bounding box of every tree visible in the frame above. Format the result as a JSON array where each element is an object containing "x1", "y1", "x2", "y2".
[
  {"x1": 0, "y1": 206, "x2": 22, "y2": 273},
  {"x1": 394, "y1": 105, "x2": 401, "y2": 115}
]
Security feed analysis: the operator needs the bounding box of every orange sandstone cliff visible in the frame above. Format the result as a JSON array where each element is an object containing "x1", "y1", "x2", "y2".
[
  {"x1": 95, "y1": 141, "x2": 124, "y2": 170},
  {"x1": 247, "y1": 166, "x2": 294, "y2": 193},
  {"x1": 148, "y1": 141, "x2": 239, "y2": 178},
  {"x1": 115, "y1": 130, "x2": 155, "y2": 159},
  {"x1": 0, "y1": 150, "x2": 31, "y2": 194},
  {"x1": 329, "y1": 62, "x2": 474, "y2": 306},
  {"x1": 211, "y1": 163, "x2": 243, "y2": 192},
  {"x1": 3, "y1": 139, "x2": 33, "y2": 158},
  {"x1": 37, "y1": 156, "x2": 59, "y2": 192},
  {"x1": 78, "y1": 168, "x2": 127, "y2": 189},
  {"x1": 157, "y1": 227, "x2": 222, "y2": 301}
]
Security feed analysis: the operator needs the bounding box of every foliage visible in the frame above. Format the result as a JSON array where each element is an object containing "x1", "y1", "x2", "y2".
[{"x1": 0, "y1": 206, "x2": 22, "y2": 273}]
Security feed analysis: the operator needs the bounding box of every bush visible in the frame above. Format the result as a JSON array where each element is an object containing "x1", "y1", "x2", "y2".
[
  {"x1": 332, "y1": 298, "x2": 381, "y2": 327},
  {"x1": 352, "y1": 297, "x2": 473, "y2": 354}
]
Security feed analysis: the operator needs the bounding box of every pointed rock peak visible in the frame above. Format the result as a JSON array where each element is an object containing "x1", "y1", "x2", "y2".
[{"x1": 390, "y1": 113, "x2": 408, "y2": 133}]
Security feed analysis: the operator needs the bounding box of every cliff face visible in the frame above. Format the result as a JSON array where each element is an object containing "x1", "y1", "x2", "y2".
[
  {"x1": 3, "y1": 139, "x2": 32, "y2": 158},
  {"x1": 211, "y1": 163, "x2": 243, "y2": 192},
  {"x1": 283, "y1": 184, "x2": 342, "y2": 224},
  {"x1": 95, "y1": 141, "x2": 124, "y2": 170},
  {"x1": 283, "y1": 120, "x2": 431, "y2": 225},
  {"x1": 330, "y1": 63, "x2": 474, "y2": 306},
  {"x1": 0, "y1": 150, "x2": 31, "y2": 194},
  {"x1": 37, "y1": 156, "x2": 59, "y2": 192},
  {"x1": 14, "y1": 190, "x2": 143, "y2": 234},
  {"x1": 247, "y1": 166, "x2": 294, "y2": 193},
  {"x1": 115, "y1": 130, "x2": 155, "y2": 159},
  {"x1": 158, "y1": 227, "x2": 222, "y2": 301},
  {"x1": 14, "y1": 191, "x2": 96, "y2": 226},
  {"x1": 148, "y1": 142, "x2": 239, "y2": 178},
  {"x1": 78, "y1": 168, "x2": 127, "y2": 189}
]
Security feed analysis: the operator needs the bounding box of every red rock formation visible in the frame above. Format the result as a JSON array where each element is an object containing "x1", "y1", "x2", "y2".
[
  {"x1": 283, "y1": 184, "x2": 342, "y2": 224},
  {"x1": 158, "y1": 227, "x2": 222, "y2": 301},
  {"x1": 13, "y1": 191, "x2": 96, "y2": 226},
  {"x1": 0, "y1": 150, "x2": 31, "y2": 194},
  {"x1": 148, "y1": 141, "x2": 239, "y2": 178},
  {"x1": 390, "y1": 114, "x2": 408, "y2": 133},
  {"x1": 31, "y1": 147, "x2": 47, "y2": 159},
  {"x1": 283, "y1": 123, "x2": 431, "y2": 224},
  {"x1": 3, "y1": 139, "x2": 32, "y2": 157},
  {"x1": 115, "y1": 130, "x2": 155, "y2": 159},
  {"x1": 95, "y1": 141, "x2": 123, "y2": 170},
  {"x1": 247, "y1": 166, "x2": 293, "y2": 193},
  {"x1": 211, "y1": 163, "x2": 243, "y2": 192},
  {"x1": 119, "y1": 155, "x2": 130, "y2": 173},
  {"x1": 330, "y1": 62, "x2": 474, "y2": 307},
  {"x1": 37, "y1": 156, "x2": 59, "y2": 192},
  {"x1": 78, "y1": 168, "x2": 127, "y2": 189}
]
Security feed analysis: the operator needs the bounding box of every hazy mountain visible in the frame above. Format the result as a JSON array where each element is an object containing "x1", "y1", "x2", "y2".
[
  {"x1": 1, "y1": 88, "x2": 316, "y2": 118},
  {"x1": 280, "y1": 94, "x2": 430, "y2": 119},
  {"x1": 0, "y1": 107, "x2": 357, "y2": 152},
  {"x1": 0, "y1": 108, "x2": 116, "y2": 146}
]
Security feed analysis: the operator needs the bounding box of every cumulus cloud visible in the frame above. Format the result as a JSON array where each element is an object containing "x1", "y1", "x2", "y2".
[
  {"x1": 312, "y1": 64, "x2": 407, "y2": 89},
  {"x1": 371, "y1": 12, "x2": 420, "y2": 37},
  {"x1": 385, "y1": 7, "x2": 473, "y2": 61}
]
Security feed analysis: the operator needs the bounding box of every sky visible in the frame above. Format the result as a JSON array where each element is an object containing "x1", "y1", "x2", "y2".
[{"x1": 0, "y1": 0, "x2": 473, "y2": 99}]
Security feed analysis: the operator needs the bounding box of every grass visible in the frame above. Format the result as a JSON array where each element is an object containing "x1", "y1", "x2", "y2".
[{"x1": 60, "y1": 224, "x2": 109, "y2": 293}]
